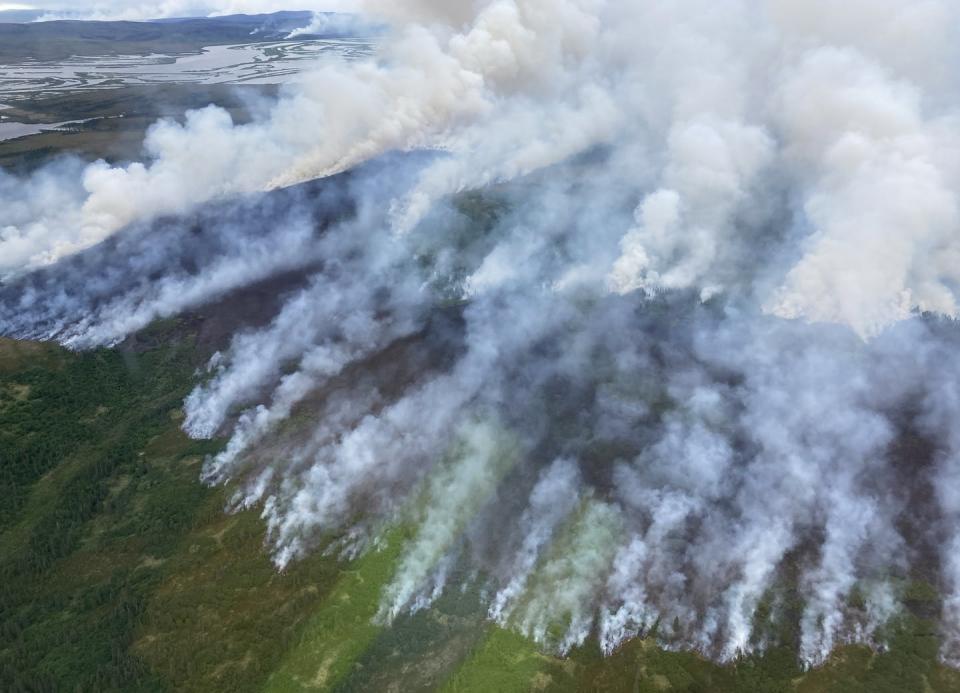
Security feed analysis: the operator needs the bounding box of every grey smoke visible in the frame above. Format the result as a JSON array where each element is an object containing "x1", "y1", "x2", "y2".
[{"x1": 3, "y1": 0, "x2": 960, "y2": 668}]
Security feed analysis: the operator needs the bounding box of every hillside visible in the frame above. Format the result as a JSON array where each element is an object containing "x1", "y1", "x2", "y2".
[
  {"x1": 4, "y1": 3, "x2": 960, "y2": 690},
  {"x1": 2, "y1": 316, "x2": 959, "y2": 692}
]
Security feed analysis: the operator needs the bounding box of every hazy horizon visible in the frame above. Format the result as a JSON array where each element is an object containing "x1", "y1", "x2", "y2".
[{"x1": 0, "y1": 1, "x2": 358, "y2": 21}]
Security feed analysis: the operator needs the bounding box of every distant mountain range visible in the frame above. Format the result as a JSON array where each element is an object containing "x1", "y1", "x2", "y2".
[{"x1": 0, "y1": 10, "x2": 45, "y2": 23}]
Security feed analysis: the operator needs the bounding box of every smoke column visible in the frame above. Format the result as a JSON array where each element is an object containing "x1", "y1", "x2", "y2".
[{"x1": 4, "y1": 0, "x2": 960, "y2": 666}]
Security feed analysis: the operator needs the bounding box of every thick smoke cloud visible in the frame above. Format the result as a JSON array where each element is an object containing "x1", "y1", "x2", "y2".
[{"x1": 5, "y1": 0, "x2": 960, "y2": 669}]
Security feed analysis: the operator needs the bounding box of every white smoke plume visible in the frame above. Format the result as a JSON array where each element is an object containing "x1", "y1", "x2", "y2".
[
  {"x1": 286, "y1": 11, "x2": 380, "y2": 38},
  {"x1": 5, "y1": 0, "x2": 960, "y2": 669},
  {"x1": 377, "y1": 420, "x2": 521, "y2": 622},
  {"x1": 489, "y1": 458, "x2": 582, "y2": 624}
]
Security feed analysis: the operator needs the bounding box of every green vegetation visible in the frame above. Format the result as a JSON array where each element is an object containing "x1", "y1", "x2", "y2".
[
  {"x1": 443, "y1": 627, "x2": 576, "y2": 693},
  {"x1": 131, "y1": 497, "x2": 342, "y2": 692},
  {"x1": 446, "y1": 616, "x2": 960, "y2": 693},
  {"x1": 265, "y1": 529, "x2": 407, "y2": 692},
  {"x1": 2, "y1": 332, "x2": 960, "y2": 691},
  {"x1": 0, "y1": 84, "x2": 280, "y2": 173}
]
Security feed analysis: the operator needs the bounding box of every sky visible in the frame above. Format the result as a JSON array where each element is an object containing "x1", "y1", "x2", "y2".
[{"x1": 0, "y1": 1, "x2": 359, "y2": 19}]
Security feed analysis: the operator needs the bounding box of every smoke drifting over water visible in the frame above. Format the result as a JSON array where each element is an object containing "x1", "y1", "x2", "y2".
[{"x1": 5, "y1": 0, "x2": 960, "y2": 667}]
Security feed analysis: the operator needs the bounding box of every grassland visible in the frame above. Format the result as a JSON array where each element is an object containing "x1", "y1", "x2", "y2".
[
  {"x1": 0, "y1": 84, "x2": 280, "y2": 172},
  {"x1": 2, "y1": 329, "x2": 960, "y2": 691}
]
